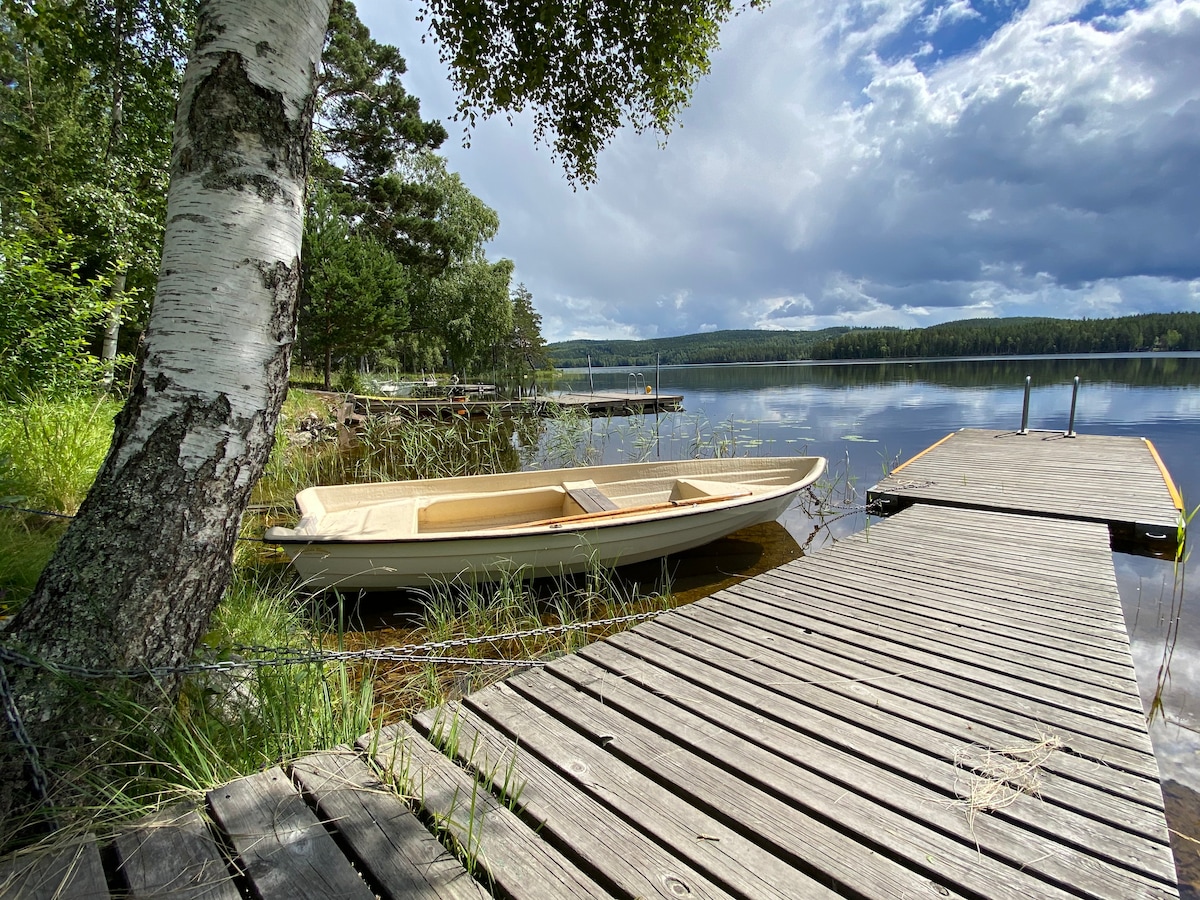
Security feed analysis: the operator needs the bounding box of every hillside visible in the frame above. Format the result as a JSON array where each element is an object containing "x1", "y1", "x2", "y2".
[
  {"x1": 547, "y1": 313, "x2": 1200, "y2": 366},
  {"x1": 808, "y1": 312, "x2": 1200, "y2": 360},
  {"x1": 547, "y1": 327, "x2": 855, "y2": 367}
]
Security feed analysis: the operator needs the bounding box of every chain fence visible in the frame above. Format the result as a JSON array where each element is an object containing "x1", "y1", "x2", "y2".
[
  {"x1": 0, "y1": 656, "x2": 53, "y2": 808},
  {"x1": 0, "y1": 503, "x2": 75, "y2": 520},
  {"x1": 0, "y1": 606, "x2": 667, "y2": 823},
  {"x1": 0, "y1": 485, "x2": 876, "y2": 817},
  {"x1": 0, "y1": 607, "x2": 666, "y2": 681}
]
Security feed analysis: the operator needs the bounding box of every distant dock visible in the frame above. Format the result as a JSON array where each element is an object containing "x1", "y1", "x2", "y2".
[
  {"x1": 342, "y1": 389, "x2": 683, "y2": 420},
  {"x1": 544, "y1": 389, "x2": 683, "y2": 416}
]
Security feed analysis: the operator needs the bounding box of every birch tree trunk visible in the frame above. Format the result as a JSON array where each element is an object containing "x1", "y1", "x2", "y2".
[
  {"x1": 1, "y1": 0, "x2": 332, "y2": 825},
  {"x1": 100, "y1": 3, "x2": 126, "y2": 391},
  {"x1": 100, "y1": 273, "x2": 126, "y2": 389}
]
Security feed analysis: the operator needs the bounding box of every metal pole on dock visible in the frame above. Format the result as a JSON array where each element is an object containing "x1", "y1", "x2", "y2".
[
  {"x1": 655, "y1": 353, "x2": 662, "y2": 458},
  {"x1": 1066, "y1": 376, "x2": 1080, "y2": 438},
  {"x1": 587, "y1": 354, "x2": 594, "y2": 394},
  {"x1": 1019, "y1": 375, "x2": 1032, "y2": 435}
]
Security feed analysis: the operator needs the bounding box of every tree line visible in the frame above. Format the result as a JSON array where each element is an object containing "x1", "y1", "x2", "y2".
[
  {"x1": 808, "y1": 312, "x2": 1200, "y2": 360},
  {"x1": 0, "y1": 0, "x2": 548, "y2": 400},
  {"x1": 549, "y1": 327, "x2": 854, "y2": 367},
  {"x1": 548, "y1": 313, "x2": 1200, "y2": 368}
]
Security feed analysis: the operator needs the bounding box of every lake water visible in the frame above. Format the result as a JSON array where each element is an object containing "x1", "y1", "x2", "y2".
[{"x1": 557, "y1": 353, "x2": 1200, "y2": 886}]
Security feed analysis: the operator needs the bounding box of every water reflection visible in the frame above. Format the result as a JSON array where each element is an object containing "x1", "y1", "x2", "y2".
[{"x1": 613, "y1": 520, "x2": 806, "y2": 604}]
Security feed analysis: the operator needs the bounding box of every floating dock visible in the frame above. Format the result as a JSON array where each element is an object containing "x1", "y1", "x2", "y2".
[
  {"x1": 1, "y1": 428, "x2": 1184, "y2": 898},
  {"x1": 868, "y1": 428, "x2": 1185, "y2": 553}
]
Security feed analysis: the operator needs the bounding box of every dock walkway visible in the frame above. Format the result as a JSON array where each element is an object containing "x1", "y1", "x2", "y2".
[
  {"x1": 1, "y1": 429, "x2": 1184, "y2": 898},
  {"x1": 547, "y1": 389, "x2": 683, "y2": 416},
  {"x1": 348, "y1": 389, "x2": 682, "y2": 420}
]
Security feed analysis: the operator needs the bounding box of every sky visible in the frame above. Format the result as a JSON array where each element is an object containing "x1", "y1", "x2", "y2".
[{"x1": 355, "y1": 0, "x2": 1200, "y2": 343}]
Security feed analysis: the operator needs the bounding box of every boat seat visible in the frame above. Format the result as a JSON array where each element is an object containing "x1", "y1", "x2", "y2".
[{"x1": 563, "y1": 480, "x2": 619, "y2": 514}]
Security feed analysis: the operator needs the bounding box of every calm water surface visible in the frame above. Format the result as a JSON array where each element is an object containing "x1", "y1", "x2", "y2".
[{"x1": 559, "y1": 354, "x2": 1200, "y2": 885}]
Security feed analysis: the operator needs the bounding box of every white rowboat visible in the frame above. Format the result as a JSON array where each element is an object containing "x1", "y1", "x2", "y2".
[{"x1": 265, "y1": 456, "x2": 826, "y2": 589}]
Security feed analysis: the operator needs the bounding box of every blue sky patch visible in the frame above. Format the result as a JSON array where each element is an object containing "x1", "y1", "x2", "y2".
[
  {"x1": 877, "y1": 0, "x2": 1031, "y2": 71},
  {"x1": 1070, "y1": 0, "x2": 1144, "y2": 32}
]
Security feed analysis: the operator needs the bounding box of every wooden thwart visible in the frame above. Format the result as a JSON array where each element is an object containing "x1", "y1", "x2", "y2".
[
  {"x1": 564, "y1": 483, "x2": 619, "y2": 514},
  {"x1": 506, "y1": 489, "x2": 752, "y2": 529}
]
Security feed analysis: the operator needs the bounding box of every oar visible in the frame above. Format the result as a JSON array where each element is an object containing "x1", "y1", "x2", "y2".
[{"x1": 504, "y1": 490, "x2": 753, "y2": 529}]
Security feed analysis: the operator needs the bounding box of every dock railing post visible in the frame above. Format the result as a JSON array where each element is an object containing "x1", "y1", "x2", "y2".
[
  {"x1": 1066, "y1": 376, "x2": 1080, "y2": 438},
  {"x1": 1018, "y1": 375, "x2": 1031, "y2": 435}
]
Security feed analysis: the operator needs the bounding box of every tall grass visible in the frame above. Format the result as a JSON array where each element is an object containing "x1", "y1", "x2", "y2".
[
  {"x1": 1, "y1": 569, "x2": 379, "y2": 850},
  {"x1": 0, "y1": 395, "x2": 115, "y2": 611},
  {"x1": 538, "y1": 404, "x2": 604, "y2": 467},
  {"x1": 0, "y1": 394, "x2": 116, "y2": 514},
  {"x1": 367, "y1": 560, "x2": 677, "y2": 719},
  {"x1": 255, "y1": 398, "x2": 528, "y2": 505},
  {"x1": 0, "y1": 516, "x2": 62, "y2": 615}
]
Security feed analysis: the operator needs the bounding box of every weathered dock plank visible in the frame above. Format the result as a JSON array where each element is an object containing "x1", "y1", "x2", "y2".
[
  {"x1": 662, "y1": 595, "x2": 1165, "y2": 802},
  {"x1": 476, "y1": 672, "x2": 979, "y2": 898},
  {"x1": 290, "y1": 750, "x2": 489, "y2": 900},
  {"x1": 207, "y1": 767, "x2": 376, "y2": 900},
  {"x1": 868, "y1": 428, "x2": 1184, "y2": 548},
  {"x1": 0, "y1": 836, "x2": 108, "y2": 900},
  {"x1": 366, "y1": 722, "x2": 614, "y2": 899},
  {"x1": 112, "y1": 806, "x2": 239, "y2": 899},
  {"x1": 615, "y1": 616, "x2": 1172, "y2": 839},
  {"x1": 415, "y1": 706, "x2": 769, "y2": 900},
  {"x1": 392, "y1": 502, "x2": 1174, "y2": 899},
  {"x1": 548, "y1": 389, "x2": 683, "y2": 415},
  {"x1": 559, "y1": 642, "x2": 1173, "y2": 894},
  {"x1": 347, "y1": 389, "x2": 683, "y2": 420}
]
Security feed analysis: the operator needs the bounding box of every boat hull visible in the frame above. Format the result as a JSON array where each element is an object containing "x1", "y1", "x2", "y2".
[{"x1": 266, "y1": 457, "x2": 824, "y2": 589}]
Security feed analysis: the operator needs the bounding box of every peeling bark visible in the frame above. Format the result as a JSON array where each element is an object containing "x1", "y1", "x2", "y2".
[{"x1": 1, "y1": 0, "x2": 334, "y2": 828}]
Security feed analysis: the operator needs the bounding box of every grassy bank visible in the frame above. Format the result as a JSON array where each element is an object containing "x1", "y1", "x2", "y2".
[{"x1": 0, "y1": 388, "x2": 682, "y2": 847}]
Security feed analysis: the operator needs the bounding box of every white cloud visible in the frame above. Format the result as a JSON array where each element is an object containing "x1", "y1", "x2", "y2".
[
  {"x1": 922, "y1": 0, "x2": 983, "y2": 34},
  {"x1": 355, "y1": 0, "x2": 1200, "y2": 341}
]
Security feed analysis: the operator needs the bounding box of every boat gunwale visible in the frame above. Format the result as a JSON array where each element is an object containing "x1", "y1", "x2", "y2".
[
  {"x1": 267, "y1": 483, "x2": 810, "y2": 546},
  {"x1": 266, "y1": 458, "x2": 826, "y2": 547}
]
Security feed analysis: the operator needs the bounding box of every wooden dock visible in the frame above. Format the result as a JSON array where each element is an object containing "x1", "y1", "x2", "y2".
[
  {"x1": 868, "y1": 428, "x2": 1185, "y2": 552},
  {"x1": 546, "y1": 389, "x2": 683, "y2": 416},
  {"x1": 1, "y1": 429, "x2": 1184, "y2": 899},
  {"x1": 346, "y1": 389, "x2": 682, "y2": 420}
]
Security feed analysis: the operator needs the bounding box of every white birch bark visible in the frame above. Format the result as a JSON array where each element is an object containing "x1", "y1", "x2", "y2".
[
  {"x1": 2, "y1": 0, "x2": 333, "y2": 823},
  {"x1": 99, "y1": 273, "x2": 126, "y2": 388},
  {"x1": 122, "y1": 0, "x2": 327, "y2": 476}
]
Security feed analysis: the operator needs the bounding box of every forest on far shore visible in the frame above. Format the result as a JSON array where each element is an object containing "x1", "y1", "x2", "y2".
[{"x1": 547, "y1": 312, "x2": 1200, "y2": 367}]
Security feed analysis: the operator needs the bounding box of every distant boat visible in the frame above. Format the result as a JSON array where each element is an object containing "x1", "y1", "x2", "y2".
[
  {"x1": 265, "y1": 456, "x2": 826, "y2": 589},
  {"x1": 371, "y1": 378, "x2": 438, "y2": 397}
]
